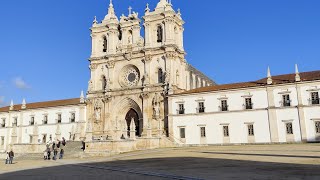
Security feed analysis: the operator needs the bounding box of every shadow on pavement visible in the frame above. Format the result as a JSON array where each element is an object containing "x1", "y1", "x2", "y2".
[{"x1": 0, "y1": 157, "x2": 319, "y2": 180}]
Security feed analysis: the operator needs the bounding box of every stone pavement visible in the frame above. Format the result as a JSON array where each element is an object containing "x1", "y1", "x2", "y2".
[{"x1": 0, "y1": 144, "x2": 319, "y2": 180}]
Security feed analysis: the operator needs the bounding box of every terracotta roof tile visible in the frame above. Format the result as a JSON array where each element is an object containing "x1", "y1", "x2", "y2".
[
  {"x1": 0, "y1": 98, "x2": 81, "y2": 113},
  {"x1": 176, "y1": 70, "x2": 320, "y2": 95}
]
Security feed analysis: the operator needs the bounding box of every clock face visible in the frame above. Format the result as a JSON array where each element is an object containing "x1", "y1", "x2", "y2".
[{"x1": 120, "y1": 65, "x2": 140, "y2": 87}]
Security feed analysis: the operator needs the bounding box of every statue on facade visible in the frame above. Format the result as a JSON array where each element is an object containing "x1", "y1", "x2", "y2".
[
  {"x1": 94, "y1": 99, "x2": 102, "y2": 122},
  {"x1": 152, "y1": 93, "x2": 161, "y2": 119}
]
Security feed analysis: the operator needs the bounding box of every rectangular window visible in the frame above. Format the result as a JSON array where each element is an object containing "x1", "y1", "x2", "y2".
[
  {"x1": 29, "y1": 135, "x2": 33, "y2": 144},
  {"x1": 198, "y1": 102, "x2": 205, "y2": 113},
  {"x1": 1, "y1": 137, "x2": 4, "y2": 146},
  {"x1": 248, "y1": 124, "x2": 254, "y2": 136},
  {"x1": 1, "y1": 118, "x2": 5, "y2": 128},
  {"x1": 30, "y1": 117, "x2": 35, "y2": 125},
  {"x1": 70, "y1": 113, "x2": 76, "y2": 122},
  {"x1": 178, "y1": 104, "x2": 185, "y2": 114},
  {"x1": 282, "y1": 94, "x2": 291, "y2": 107},
  {"x1": 315, "y1": 121, "x2": 320, "y2": 134},
  {"x1": 223, "y1": 126, "x2": 229, "y2": 137},
  {"x1": 180, "y1": 128, "x2": 186, "y2": 138},
  {"x1": 221, "y1": 100, "x2": 228, "y2": 111},
  {"x1": 286, "y1": 123, "x2": 293, "y2": 134},
  {"x1": 13, "y1": 118, "x2": 17, "y2": 127},
  {"x1": 311, "y1": 92, "x2": 319, "y2": 105},
  {"x1": 200, "y1": 127, "x2": 206, "y2": 137},
  {"x1": 57, "y1": 114, "x2": 62, "y2": 123},
  {"x1": 43, "y1": 115, "x2": 48, "y2": 124},
  {"x1": 245, "y1": 98, "x2": 253, "y2": 110}
]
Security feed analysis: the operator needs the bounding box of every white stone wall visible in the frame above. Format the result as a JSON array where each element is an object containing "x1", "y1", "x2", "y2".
[
  {"x1": 170, "y1": 81, "x2": 320, "y2": 145},
  {"x1": 0, "y1": 104, "x2": 86, "y2": 152}
]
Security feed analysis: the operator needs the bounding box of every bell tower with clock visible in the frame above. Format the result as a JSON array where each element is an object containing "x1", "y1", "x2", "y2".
[{"x1": 86, "y1": 0, "x2": 214, "y2": 141}]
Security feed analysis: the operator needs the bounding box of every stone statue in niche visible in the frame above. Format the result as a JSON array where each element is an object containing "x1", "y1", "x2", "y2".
[
  {"x1": 152, "y1": 93, "x2": 161, "y2": 119},
  {"x1": 94, "y1": 99, "x2": 102, "y2": 122},
  {"x1": 164, "y1": 71, "x2": 170, "y2": 84}
]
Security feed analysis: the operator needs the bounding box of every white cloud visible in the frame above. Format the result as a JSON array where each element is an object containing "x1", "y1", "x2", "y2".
[{"x1": 13, "y1": 77, "x2": 31, "y2": 89}]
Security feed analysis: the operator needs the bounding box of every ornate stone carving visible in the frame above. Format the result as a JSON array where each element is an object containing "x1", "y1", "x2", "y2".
[
  {"x1": 106, "y1": 61, "x2": 115, "y2": 68},
  {"x1": 140, "y1": 92, "x2": 149, "y2": 99},
  {"x1": 145, "y1": 54, "x2": 153, "y2": 61},
  {"x1": 166, "y1": 52, "x2": 176, "y2": 59},
  {"x1": 152, "y1": 93, "x2": 162, "y2": 119},
  {"x1": 90, "y1": 63, "x2": 98, "y2": 70}
]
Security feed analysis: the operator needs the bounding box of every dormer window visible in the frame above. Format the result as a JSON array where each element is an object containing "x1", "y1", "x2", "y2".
[
  {"x1": 103, "y1": 36, "x2": 108, "y2": 52},
  {"x1": 157, "y1": 25, "x2": 163, "y2": 43}
]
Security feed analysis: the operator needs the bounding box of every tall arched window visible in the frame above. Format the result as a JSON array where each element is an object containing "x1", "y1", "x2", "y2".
[
  {"x1": 118, "y1": 25, "x2": 122, "y2": 41},
  {"x1": 101, "y1": 76, "x2": 107, "y2": 90},
  {"x1": 103, "y1": 36, "x2": 108, "y2": 52},
  {"x1": 158, "y1": 68, "x2": 164, "y2": 83},
  {"x1": 157, "y1": 25, "x2": 163, "y2": 43}
]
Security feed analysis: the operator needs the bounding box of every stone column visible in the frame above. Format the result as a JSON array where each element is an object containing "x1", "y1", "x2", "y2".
[
  {"x1": 296, "y1": 84, "x2": 307, "y2": 142},
  {"x1": 133, "y1": 26, "x2": 140, "y2": 44},
  {"x1": 106, "y1": 60, "x2": 115, "y2": 90},
  {"x1": 123, "y1": 120, "x2": 128, "y2": 139},
  {"x1": 144, "y1": 22, "x2": 151, "y2": 48},
  {"x1": 266, "y1": 86, "x2": 279, "y2": 142},
  {"x1": 141, "y1": 92, "x2": 150, "y2": 137}
]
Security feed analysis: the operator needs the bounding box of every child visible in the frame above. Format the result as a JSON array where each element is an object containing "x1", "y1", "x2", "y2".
[
  {"x1": 43, "y1": 150, "x2": 48, "y2": 160},
  {"x1": 5, "y1": 152, "x2": 9, "y2": 164}
]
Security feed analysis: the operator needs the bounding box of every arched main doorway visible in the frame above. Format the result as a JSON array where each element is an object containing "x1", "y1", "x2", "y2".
[{"x1": 125, "y1": 109, "x2": 140, "y2": 136}]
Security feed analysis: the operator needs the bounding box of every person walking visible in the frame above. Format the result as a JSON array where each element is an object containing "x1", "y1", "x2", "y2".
[
  {"x1": 59, "y1": 148, "x2": 64, "y2": 159},
  {"x1": 8, "y1": 150, "x2": 14, "y2": 164},
  {"x1": 81, "y1": 141, "x2": 85, "y2": 151}
]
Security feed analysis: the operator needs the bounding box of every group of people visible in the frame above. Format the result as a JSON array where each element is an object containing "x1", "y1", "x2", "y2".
[
  {"x1": 5, "y1": 150, "x2": 14, "y2": 164},
  {"x1": 44, "y1": 137, "x2": 66, "y2": 161}
]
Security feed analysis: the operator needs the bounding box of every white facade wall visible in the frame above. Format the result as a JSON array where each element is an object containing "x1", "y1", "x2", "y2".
[
  {"x1": 0, "y1": 103, "x2": 86, "y2": 152},
  {"x1": 169, "y1": 81, "x2": 320, "y2": 145}
]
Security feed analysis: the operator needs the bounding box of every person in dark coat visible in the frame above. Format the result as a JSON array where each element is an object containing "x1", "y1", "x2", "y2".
[
  {"x1": 59, "y1": 148, "x2": 64, "y2": 159},
  {"x1": 8, "y1": 150, "x2": 14, "y2": 164},
  {"x1": 81, "y1": 141, "x2": 85, "y2": 151}
]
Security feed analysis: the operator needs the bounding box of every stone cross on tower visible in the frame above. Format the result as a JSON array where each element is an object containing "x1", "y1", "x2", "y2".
[{"x1": 128, "y1": 6, "x2": 132, "y2": 15}]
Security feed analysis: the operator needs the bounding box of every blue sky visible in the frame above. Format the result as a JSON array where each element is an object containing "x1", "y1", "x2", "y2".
[{"x1": 0, "y1": 0, "x2": 319, "y2": 106}]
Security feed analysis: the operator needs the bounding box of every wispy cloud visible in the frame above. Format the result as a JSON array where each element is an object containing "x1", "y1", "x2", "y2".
[{"x1": 13, "y1": 77, "x2": 31, "y2": 89}]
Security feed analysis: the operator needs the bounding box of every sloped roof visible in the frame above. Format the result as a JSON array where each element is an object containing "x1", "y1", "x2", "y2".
[
  {"x1": 0, "y1": 98, "x2": 81, "y2": 113},
  {"x1": 176, "y1": 70, "x2": 320, "y2": 95}
]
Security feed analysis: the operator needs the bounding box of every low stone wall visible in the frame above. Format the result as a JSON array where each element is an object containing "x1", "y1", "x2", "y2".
[
  {"x1": 12, "y1": 144, "x2": 47, "y2": 154},
  {"x1": 86, "y1": 137, "x2": 176, "y2": 154}
]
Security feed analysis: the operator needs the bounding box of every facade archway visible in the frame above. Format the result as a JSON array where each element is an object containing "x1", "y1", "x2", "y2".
[{"x1": 125, "y1": 109, "x2": 140, "y2": 136}]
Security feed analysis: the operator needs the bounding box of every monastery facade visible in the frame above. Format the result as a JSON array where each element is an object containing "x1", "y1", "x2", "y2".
[{"x1": 0, "y1": 0, "x2": 319, "y2": 154}]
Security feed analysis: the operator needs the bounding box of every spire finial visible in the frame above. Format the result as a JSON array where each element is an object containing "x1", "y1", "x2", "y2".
[
  {"x1": 93, "y1": 16, "x2": 98, "y2": 24},
  {"x1": 80, "y1": 90, "x2": 85, "y2": 103},
  {"x1": 145, "y1": 3, "x2": 150, "y2": 13},
  {"x1": 267, "y1": 66, "x2": 272, "y2": 85},
  {"x1": 295, "y1": 64, "x2": 301, "y2": 82},
  {"x1": 128, "y1": 6, "x2": 132, "y2": 15},
  {"x1": 21, "y1": 98, "x2": 26, "y2": 109},
  {"x1": 110, "y1": 0, "x2": 113, "y2": 6},
  {"x1": 10, "y1": 100, "x2": 14, "y2": 111}
]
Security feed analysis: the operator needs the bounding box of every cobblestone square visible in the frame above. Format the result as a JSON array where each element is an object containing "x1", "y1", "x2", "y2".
[{"x1": 0, "y1": 144, "x2": 319, "y2": 180}]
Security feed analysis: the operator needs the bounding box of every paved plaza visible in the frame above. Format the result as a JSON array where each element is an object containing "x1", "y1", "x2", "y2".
[{"x1": 0, "y1": 144, "x2": 319, "y2": 180}]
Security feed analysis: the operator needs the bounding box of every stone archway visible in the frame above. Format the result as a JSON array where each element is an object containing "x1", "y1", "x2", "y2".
[
  {"x1": 125, "y1": 109, "x2": 140, "y2": 136},
  {"x1": 114, "y1": 98, "x2": 143, "y2": 137}
]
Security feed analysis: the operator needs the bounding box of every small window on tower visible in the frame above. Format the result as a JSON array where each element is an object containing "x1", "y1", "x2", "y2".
[
  {"x1": 157, "y1": 25, "x2": 163, "y2": 43},
  {"x1": 103, "y1": 36, "x2": 108, "y2": 52}
]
